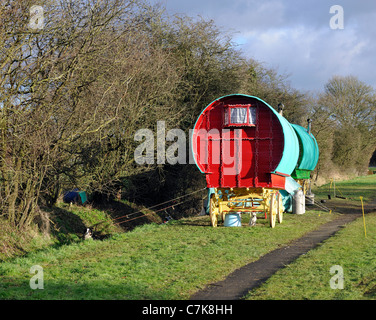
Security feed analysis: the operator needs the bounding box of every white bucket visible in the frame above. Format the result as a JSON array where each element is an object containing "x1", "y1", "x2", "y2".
[{"x1": 224, "y1": 213, "x2": 242, "y2": 227}]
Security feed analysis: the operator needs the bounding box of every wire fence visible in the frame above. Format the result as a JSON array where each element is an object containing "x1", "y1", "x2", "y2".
[{"x1": 89, "y1": 187, "x2": 207, "y2": 229}]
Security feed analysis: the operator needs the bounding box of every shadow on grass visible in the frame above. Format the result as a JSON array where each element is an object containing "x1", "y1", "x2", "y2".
[
  {"x1": 315, "y1": 197, "x2": 376, "y2": 215},
  {"x1": 0, "y1": 276, "x2": 174, "y2": 300},
  {"x1": 174, "y1": 217, "x2": 211, "y2": 227},
  {"x1": 45, "y1": 198, "x2": 158, "y2": 246},
  {"x1": 91, "y1": 199, "x2": 163, "y2": 232}
]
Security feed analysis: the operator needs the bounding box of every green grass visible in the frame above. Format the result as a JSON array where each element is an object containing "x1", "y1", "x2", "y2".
[
  {"x1": 0, "y1": 219, "x2": 54, "y2": 262},
  {"x1": 1, "y1": 174, "x2": 375, "y2": 300},
  {"x1": 0, "y1": 210, "x2": 338, "y2": 300},
  {"x1": 245, "y1": 212, "x2": 376, "y2": 300},
  {"x1": 242, "y1": 174, "x2": 376, "y2": 300},
  {"x1": 313, "y1": 174, "x2": 376, "y2": 204}
]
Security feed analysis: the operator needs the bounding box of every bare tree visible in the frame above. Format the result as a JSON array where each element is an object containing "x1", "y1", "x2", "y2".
[
  {"x1": 0, "y1": 0, "x2": 147, "y2": 227},
  {"x1": 311, "y1": 75, "x2": 376, "y2": 176}
]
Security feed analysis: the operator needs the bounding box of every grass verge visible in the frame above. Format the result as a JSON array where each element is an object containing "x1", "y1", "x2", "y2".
[
  {"x1": 0, "y1": 209, "x2": 337, "y2": 300},
  {"x1": 1, "y1": 174, "x2": 374, "y2": 300},
  {"x1": 245, "y1": 212, "x2": 376, "y2": 300},
  {"x1": 242, "y1": 174, "x2": 376, "y2": 300},
  {"x1": 314, "y1": 174, "x2": 376, "y2": 205}
]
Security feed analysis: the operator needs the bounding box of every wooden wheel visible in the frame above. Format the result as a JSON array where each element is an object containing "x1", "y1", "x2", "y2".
[
  {"x1": 209, "y1": 195, "x2": 218, "y2": 227},
  {"x1": 277, "y1": 192, "x2": 283, "y2": 224},
  {"x1": 269, "y1": 193, "x2": 277, "y2": 228}
]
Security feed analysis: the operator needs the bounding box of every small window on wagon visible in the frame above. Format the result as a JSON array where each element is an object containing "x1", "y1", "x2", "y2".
[{"x1": 223, "y1": 104, "x2": 256, "y2": 127}]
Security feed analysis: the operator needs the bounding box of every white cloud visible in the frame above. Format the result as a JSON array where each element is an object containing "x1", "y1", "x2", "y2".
[
  {"x1": 237, "y1": 21, "x2": 371, "y2": 91},
  {"x1": 149, "y1": 0, "x2": 376, "y2": 91}
]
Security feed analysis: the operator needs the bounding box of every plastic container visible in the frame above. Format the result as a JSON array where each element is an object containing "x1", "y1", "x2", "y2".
[
  {"x1": 224, "y1": 213, "x2": 242, "y2": 227},
  {"x1": 292, "y1": 189, "x2": 305, "y2": 215}
]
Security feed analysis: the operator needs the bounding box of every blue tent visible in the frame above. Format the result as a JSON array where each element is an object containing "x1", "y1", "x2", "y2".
[{"x1": 63, "y1": 189, "x2": 87, "y2": 205}]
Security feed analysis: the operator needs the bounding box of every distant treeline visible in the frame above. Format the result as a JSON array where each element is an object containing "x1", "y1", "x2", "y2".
[{"x1": 1, "y1": 0, "x2": 375, "y2": 229}]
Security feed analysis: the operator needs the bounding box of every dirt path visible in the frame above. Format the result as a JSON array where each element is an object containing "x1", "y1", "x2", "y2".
[{"x1": 190, "y1": 210, "x2": 362, "y2": 300}]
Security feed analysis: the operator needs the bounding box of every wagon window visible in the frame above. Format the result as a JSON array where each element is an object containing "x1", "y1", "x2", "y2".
[
  {"x1": 230, "y1": 108, "x2": 247, "y2": 124},
  {"x1": 223, "y1": 104, "x2": 256, "y2": 127},
  {"x1": 249, "y1": 107, "x2": 256, "y2": 125}
]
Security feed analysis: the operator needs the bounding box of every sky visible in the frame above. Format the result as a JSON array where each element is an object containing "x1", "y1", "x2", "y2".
[{"x1": 148, "y1": 0, "x2": 376, "y2": 93}]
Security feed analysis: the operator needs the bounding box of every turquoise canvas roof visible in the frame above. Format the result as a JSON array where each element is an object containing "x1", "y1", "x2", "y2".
[
  {"x1": 291, "y1": 124, "x2": 319, "y2": 171},
  {"x1": 271, "y1": 109, "x2": 300, "y2": 175}
]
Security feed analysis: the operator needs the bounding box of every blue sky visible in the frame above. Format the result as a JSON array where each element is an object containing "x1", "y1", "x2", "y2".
[{"x1": 148, "y1": 0, "x2": 376, "y2": 93}]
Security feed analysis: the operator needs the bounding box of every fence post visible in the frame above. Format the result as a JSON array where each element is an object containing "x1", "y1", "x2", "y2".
[{"x1": 360, "y1": 196, "x2": 367, "y2": 238}]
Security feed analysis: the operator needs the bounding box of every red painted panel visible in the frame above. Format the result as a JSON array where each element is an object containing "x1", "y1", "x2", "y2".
[
  {"x1": 271, "y1": 174, "x2": 286, "y2": 189},
  {"x1": 193, "y1": 96, "x2": 285, "y2": 189}
]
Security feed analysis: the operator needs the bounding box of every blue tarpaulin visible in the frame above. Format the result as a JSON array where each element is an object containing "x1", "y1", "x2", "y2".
[
  {"x1": 280, "y1": 177, "x2": 302, "y2": 212},
  {"x1": 63, "y1": 189, "x2": 87, "y2": 205}
]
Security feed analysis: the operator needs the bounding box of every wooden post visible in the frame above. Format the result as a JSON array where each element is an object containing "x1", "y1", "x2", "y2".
[{"x1": 360, "y1": 196, "x2": 367, "y2": 238}]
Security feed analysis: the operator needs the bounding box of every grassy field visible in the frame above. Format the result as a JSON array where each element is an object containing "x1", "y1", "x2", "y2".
[
  {"x1": 243, "y1": 174, "x2": 376, "y2": 300},
  {"x1": 314, "y1": 174, "x2": 376, "y2": 204},
  {"x1": 0, "y1": 174, "x2": 375, "y2": 300},
  {"x1": 0, "y1": 210, "x2": 338, "y2": 299},
  {"x1": 245, "y1": 212, "x2": 376, "y2": 300}
]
